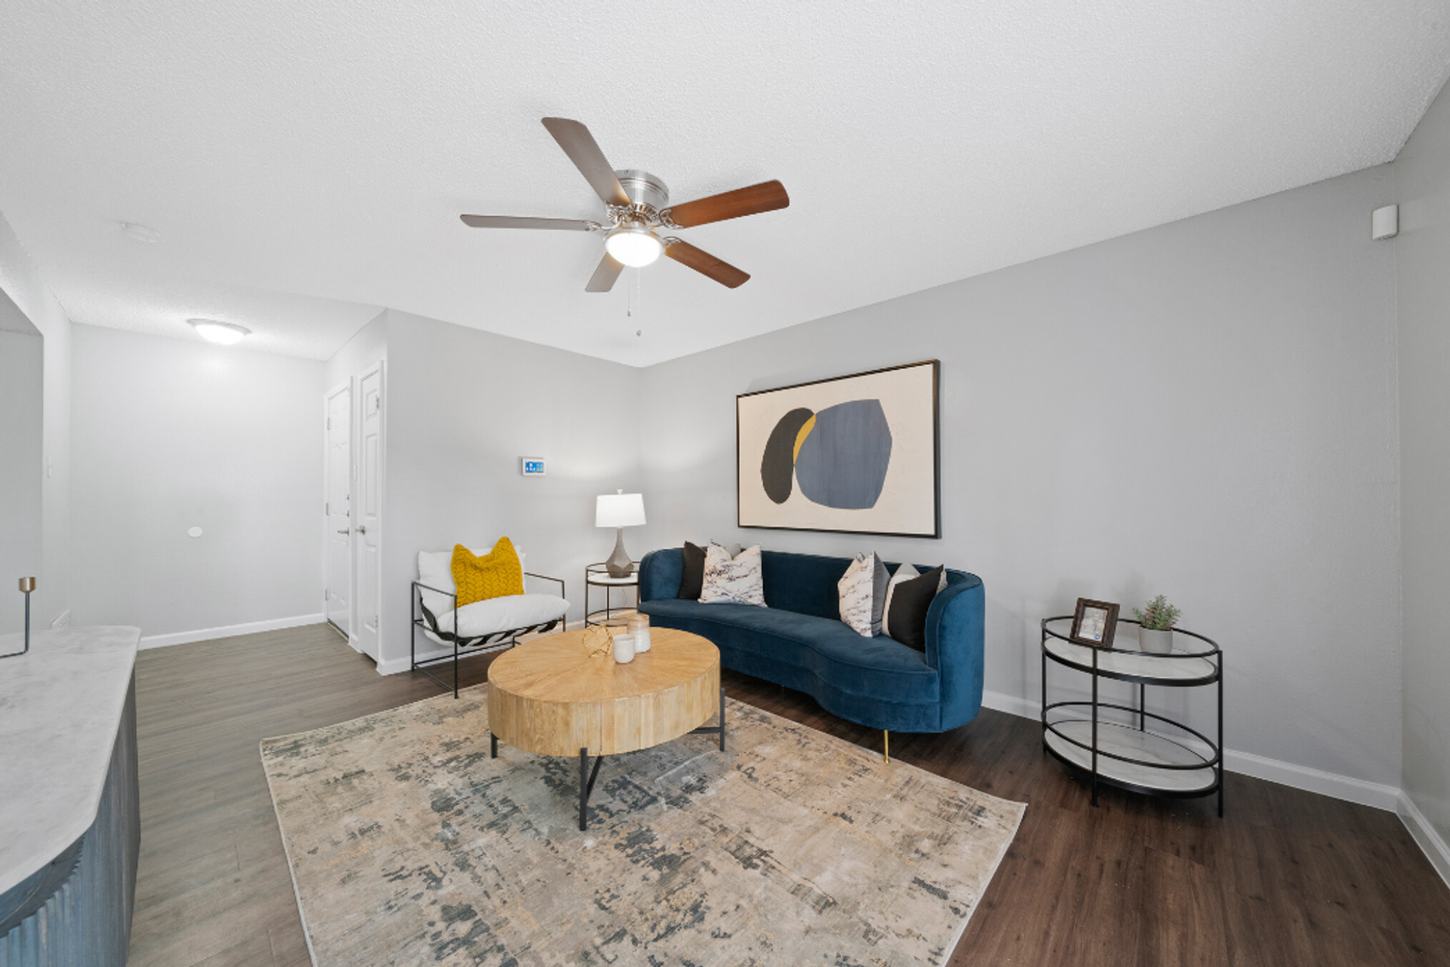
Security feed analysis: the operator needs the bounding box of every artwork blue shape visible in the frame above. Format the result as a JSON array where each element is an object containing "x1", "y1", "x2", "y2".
[{"x1": 794, "y1": 399, "x2": 892, "y2": 509}]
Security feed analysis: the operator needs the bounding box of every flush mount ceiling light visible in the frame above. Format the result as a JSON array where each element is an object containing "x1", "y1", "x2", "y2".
[
  {"x1": 604, "y1": 225, "x2": 664, "y2": 267},
  {"x1": 188, "y1": 318, "x2": 250, "y2": 345},
  {"x1": 121, "y1": 222, "x2": 160, "y2": 243}
]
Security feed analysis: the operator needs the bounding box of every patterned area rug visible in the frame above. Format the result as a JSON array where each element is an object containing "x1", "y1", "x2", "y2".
[{"x1": 261, "y1": 688, "x2": 1024, "y2": 966}]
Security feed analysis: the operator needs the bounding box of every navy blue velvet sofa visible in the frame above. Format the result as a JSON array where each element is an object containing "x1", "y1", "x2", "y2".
[{"x1": 637, "y1": 548, "x2": 985, "y2": 735}]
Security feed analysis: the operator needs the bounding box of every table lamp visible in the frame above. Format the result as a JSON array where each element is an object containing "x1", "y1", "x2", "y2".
[{"x1": 596, "y1": 490, "x2": 646, "y2": 578}]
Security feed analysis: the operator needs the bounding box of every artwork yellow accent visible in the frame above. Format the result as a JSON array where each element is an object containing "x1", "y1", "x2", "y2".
[{"x1": 451, "y1": 537, "x2": 524, "y2": 607}]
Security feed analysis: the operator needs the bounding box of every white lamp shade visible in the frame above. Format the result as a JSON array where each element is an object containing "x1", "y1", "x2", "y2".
[{"x1": 596, "y1": 492, "x2": 646, "y2": 528}]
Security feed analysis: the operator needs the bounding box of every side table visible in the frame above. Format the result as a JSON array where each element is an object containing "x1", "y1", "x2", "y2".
[
  {"x1": 585, "y1": 563, "x2": 638, "y2": 627},
  {"x1": 1040, "y1": 616, "x2": 1224, "y2": 816}
]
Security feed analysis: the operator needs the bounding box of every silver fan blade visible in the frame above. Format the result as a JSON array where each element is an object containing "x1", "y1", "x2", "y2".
[
  {"x1": 460, "y1": 215, "x2": 599, "y2": 231},
  {"x1": 586, "y1": 252, "x2": 625, "y2": 292}
]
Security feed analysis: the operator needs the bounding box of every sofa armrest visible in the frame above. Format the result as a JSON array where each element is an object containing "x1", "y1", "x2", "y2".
[
  {"x1": 637, "y1": 549, "x2": 684, "y2": 603},
  {"x1": 923, "y1": 573, "x2": 986, "y2": 731}
]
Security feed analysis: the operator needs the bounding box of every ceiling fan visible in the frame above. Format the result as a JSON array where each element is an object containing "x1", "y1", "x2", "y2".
[{"x1": 460, "y1": 117, "x2": 789, "y2": 292}]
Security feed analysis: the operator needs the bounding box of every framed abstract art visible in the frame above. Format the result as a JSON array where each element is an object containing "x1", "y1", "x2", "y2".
[{"x1": 737, "y1": 360, "x2": 940, "y2": 538}]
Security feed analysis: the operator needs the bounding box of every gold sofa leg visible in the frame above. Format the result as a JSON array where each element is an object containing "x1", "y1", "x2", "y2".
[{"x1": 883, "y1": 729, "x2": 890, "y2": 763}]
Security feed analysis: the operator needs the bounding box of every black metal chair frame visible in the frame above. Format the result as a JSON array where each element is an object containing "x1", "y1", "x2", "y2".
[{"x1": 410, "y1": 572, "x2": 567, "y2": 698}]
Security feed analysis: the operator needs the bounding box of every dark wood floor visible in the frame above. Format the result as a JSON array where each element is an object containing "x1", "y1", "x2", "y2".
[{"x1": 127, "y1": 624, "x2": 1450, "y2": 967}]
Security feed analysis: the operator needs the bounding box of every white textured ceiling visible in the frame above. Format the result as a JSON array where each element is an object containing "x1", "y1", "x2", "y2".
[{"x1": 1, "y1": 1, "x2": 1447, "y2": 365}]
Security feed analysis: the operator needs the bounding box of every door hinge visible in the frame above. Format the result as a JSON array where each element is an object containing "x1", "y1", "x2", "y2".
[
  {"x1": 325, "y1": 501, "x2": 330, "y2": 516},
  {"x1": 326, "y1": 416, "x2": 331, "y2": 430}
]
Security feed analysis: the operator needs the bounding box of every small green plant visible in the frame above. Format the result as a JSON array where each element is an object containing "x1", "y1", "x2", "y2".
[{"x1": 1133, "y1": 595, "x2": 1181, "y2": 631}]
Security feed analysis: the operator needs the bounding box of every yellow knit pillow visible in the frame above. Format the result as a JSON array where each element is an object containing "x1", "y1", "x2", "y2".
[{"x1": 451, "y1": 537, "x2": 524, "y2": 607}]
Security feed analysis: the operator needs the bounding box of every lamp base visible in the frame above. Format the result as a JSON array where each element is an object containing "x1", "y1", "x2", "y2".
[{"x1": 605, "y1": 528, "x2": 634, "y2": 578}]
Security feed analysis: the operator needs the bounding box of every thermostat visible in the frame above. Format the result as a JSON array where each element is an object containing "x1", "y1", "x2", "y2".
[{"x1": 520, "y1": 457, "x2": 547, "y2": 477}]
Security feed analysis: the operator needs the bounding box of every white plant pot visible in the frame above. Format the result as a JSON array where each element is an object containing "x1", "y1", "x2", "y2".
[{"x1": 1139, "y1": 628, "x2": 1174, "y2": 655}]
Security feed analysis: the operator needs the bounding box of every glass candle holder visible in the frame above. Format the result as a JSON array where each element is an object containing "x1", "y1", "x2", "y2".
[{"x1": 628, "y1": 613, "x2": 651, "y2": 653}]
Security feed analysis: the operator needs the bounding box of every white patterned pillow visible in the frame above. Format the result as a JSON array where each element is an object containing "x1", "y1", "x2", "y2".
[
  {"x1": 838, "y1": 552, "x2": 889, "y2": 637},
  {"x1": 699, "y1": 543, "x2": 766, "y2": 606}
]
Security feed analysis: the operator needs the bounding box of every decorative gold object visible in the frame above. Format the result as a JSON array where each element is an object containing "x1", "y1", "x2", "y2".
[{"x1": 581, "y1": 624, "x2": 613, "y2": 658}]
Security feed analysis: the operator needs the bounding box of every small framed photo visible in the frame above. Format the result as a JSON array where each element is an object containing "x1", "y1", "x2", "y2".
[{"x1": 1070, "y1": 598, "x2": 1120, "y2": 648}]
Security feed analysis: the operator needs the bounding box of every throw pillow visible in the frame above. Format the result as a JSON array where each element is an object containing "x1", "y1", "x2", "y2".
[
  {"x1": 880, "y1": 561, "x2": 921, "y2": 639},
  {"x1": 887, "y1": 565, "x2": 946, "y2": 651},
  {"x1": 677, "y1": 541, "x2": 707, "y2": 599},
  {"x1": 698, "y1": 543, "x2": 766, "y2": 606},
  {"x1": 451, "y1": 537, "x2": 524, "y2": 607},
  {"x1": 838, "y1": 552, "x2": 889, "y2": 637}
]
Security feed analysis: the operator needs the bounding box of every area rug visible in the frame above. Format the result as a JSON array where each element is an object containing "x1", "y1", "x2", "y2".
[{"x1": 261, "y1": 688, "x2": 1024, "y2": 966}]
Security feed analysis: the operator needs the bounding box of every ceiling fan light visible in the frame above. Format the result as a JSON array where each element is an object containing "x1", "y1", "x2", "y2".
[
  {"x1": 188, "y1": 318, "x2": 250, "y2": 345},
  {"x1": 605, "y1": 227, "x2": 663, "y2": 267}
]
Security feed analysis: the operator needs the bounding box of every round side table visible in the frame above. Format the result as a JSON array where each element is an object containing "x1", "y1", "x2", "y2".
[
  {"x1": 585, "y1": 563, "x2": 638, "y2": 627},
  {"x1": 1040, "y1": 616, "x2": 1224, "y2": 816}
]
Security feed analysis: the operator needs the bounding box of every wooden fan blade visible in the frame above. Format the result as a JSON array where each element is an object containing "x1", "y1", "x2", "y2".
[
  {"x1": 460, "y1": 215, "x2": 597, "y2": 231},
  {"x1": 585, "y1": 252, "x2": 625, "y2": 292},
  {"x1": 541, "y1": 117, "x2": 631, "y2": 208},
  {"x1": 664, "y1": 239, "x2": 750, "y2": 288},
  {"x1": 662, "y1": 180, "x2": 789, "y2": 228}
]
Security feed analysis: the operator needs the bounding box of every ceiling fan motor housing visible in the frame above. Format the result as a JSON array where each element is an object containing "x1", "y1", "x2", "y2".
[{"x1": 614, "y1": 169, "x2": 669, "y2": 221}]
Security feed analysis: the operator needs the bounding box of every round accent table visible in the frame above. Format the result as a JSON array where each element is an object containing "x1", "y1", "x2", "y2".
[
  {"x1": 584, "y1": 563, "x2": 638, "y2": 627},
  {"x1": 487, "y1": 628, "x2": 725, "y2": 829},
  {"x1": 1040, "y1": 617, "x2": 1224, "y2": 816}
]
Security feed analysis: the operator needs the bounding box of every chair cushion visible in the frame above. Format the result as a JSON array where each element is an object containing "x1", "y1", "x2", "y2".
[
  {"x1": 640, "y1": 599, "x2": 939, "y2": 705},
  {"x1": 418, "y1": 544, "x2": 527, "y2": 616},
  {"x1": 426, "y1": 593, "x2": 569, "y2": 641}
]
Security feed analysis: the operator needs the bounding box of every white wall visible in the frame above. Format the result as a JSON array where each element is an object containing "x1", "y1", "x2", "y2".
[
  {"x1": 0, "y1": 210, "x2": 72, "y2": 626},
  {"x1": 641, "y1": 164, "x2": 1403, "y2": 791},
  {"x1": 0, "y1": 329, "x2": 42, "y2": 635},
  {"x1": 69, "y1": 324, "x2": 326, "y2": 638},
  {"x1": 1395, "y1": 78, "x2": 1450, "y2": 854},
  {"x1": 374, "y1": 309, "x2": 643, "y2": 671}
]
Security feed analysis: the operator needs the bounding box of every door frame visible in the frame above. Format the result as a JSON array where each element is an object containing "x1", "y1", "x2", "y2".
[
  {"x1": 323, "y1": 379, "x2": 357, "y2": 649},
  {"x1": 354, "y1": 359, "x2": 385, "y2": 665}
]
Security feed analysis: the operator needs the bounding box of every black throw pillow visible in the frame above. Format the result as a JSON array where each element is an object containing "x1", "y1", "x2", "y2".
[
  {"x1": 887, "y1": 565, "x2": 945, "y2": 651},
  {"x1": 677, "y1": 541, "x2": 706, "y2": 599}
]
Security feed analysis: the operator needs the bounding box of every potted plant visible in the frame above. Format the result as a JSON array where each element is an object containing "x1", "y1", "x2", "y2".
[{"x1": 1133, "y1": 595, "x2": 1181, "y2": 654}]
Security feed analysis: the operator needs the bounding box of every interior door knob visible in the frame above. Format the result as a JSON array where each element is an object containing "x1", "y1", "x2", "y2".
[{"x1": 357, "y1": 525, "x2": 367, "y2": 534}]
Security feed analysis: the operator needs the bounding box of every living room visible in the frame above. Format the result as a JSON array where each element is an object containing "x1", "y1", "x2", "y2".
[{"x1": 2, "y1": 2, "x2": 1448, "y2": 965}]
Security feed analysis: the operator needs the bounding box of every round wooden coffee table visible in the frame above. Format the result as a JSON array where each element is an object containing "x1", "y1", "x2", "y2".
[{"x1": 487, "y1": 627, "x2": 724, "y2": 830}]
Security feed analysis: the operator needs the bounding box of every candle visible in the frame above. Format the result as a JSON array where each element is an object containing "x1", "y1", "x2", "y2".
[
  {"x1": 612, "y1": 634, "x2": 636, "y2": 664},
  {"x1": 628, "y1": 614, "x2": 651, "y2": 653}
]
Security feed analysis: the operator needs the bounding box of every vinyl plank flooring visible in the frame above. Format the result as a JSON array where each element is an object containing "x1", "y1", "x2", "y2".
[{"x1": 126, "y1": 624, "x2": 1450, "y2": 966}]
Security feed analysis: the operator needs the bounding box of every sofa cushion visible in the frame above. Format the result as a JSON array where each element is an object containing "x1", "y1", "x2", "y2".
[
  {"x1": 640, "y1": 598, "x2": 940, "y2": 705},
  {"x1": 700, "y1": 544, "x2": 766, "y2": 606},
  {"x1": 424, "y1": 593, "x2": 568, "y2": 642},
  {"x1": 677, "y1": 541, "x2": 706, "y2": 599}
]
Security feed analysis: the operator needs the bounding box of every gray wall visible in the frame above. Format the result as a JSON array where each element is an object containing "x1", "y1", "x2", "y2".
[
  {"x1": 1395, "y1": 78, "x2": 1450, "y2": 848},
  {"x1": 376, "y1": 309, "x2": 642, "y2": 671},
  {"x1": 0, "y1": 329, "x2": 42, "y2": 635},
  {"x1": 641, "y1": 164, "x2": 1403, "y2": 789},
  {"x1": 69, "y1": 325, "x2": 326, "y2": 637},
  {"x1": 0, "y1": 211, "x2": 72, "y2": 627}
]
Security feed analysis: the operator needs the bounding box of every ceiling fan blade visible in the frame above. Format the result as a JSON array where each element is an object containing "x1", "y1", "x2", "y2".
[
  {"x1": 541, "y1": 117, "x2": 631, "y2": 208},
  {"x1": 664, "y1": 239, "x2": 750, "y2": 288},
  {"x1": 585, "y1": 252, "x2": 625, "y2": 292},
  {"x1": 460, "y1": 215, "x2": 599, "y2": 231},
  {"x1": 662, "y1": 180, "x2": 789, "y2": 229}
]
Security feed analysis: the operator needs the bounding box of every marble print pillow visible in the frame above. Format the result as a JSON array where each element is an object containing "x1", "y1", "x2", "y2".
[
  {"x1": 838, "y1": 552, "x2": 889, "y2": 637},
  {"x1": 699, "y1": 543, "x2": 767, "y2": 607}
]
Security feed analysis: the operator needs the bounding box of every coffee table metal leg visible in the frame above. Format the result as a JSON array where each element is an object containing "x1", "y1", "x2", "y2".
[
  {"x1": 688, "y1": 686, "x2": 728, "y2": 751},
  {"x1": 579, "y1": 748, "x2": 603, "y2": 831},
  {"x1": 490, "y1": 732, "x2": 498, "y2": 759}
]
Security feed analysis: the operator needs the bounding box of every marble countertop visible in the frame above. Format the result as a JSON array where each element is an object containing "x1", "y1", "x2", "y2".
[{"x1": 0, "y1": 625, "x2": 140, "y2": 895}]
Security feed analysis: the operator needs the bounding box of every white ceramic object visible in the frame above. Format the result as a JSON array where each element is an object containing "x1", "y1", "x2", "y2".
[
  {"x1": 628, "y1": 615, "x2": 651, "y2": 653},
  {"x1": 612, "y1": 634, "x2": 636, "y2": 664},
  {"x1": 1139, "y1": 628, "x2": 1174, "y2": 655}
]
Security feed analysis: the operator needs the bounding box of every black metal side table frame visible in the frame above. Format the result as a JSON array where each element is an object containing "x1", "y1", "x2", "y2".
[
  {"x1": 1040, "y1": 616, "x2": 1224, "y2": 817},
  {"x1": 489, "y1": 686, "x2": 728, "y2": 830},
  {"x1": 584, "y1": 563, "x2": 638, "y2": 627}
]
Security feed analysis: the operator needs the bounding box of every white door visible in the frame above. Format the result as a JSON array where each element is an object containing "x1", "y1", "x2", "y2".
[
  {"x1": 356, "y1": 363, "x2": 383, "y2": 662},
  {"x1": 324, "y1": 383, "x2": 353, "y2": 641}
]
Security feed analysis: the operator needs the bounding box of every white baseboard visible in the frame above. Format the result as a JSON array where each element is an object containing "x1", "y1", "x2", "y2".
[
  {"x1": 1397, "y1": 791, "x2": 1450, "y2": 890},
  {"x1": 139, "y1": 613, "x2": 326, "y2": 650},
  {"x1": 979, "y1": 688, "x2": 1401, "y2": 811}
]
